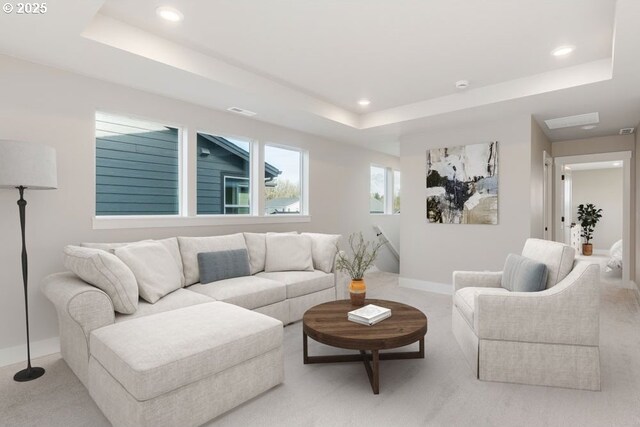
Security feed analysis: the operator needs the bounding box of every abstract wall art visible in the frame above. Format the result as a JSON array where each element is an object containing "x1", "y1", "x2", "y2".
[{"x1": 426, "y1": 141, "x2": 498, "y2": 224}]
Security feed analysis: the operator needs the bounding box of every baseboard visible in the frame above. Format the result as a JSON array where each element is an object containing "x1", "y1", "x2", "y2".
[
  {"x1": 0, "y1": 337, "x2": 60, "y2": 368},
  {"x1": 399, "y1": 277, "x2": 453, "y2": 296}
]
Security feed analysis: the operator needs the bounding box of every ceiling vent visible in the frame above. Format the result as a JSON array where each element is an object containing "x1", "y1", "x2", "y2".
[
  {"x1": 227, "y1": 107, "x2": 257, "y2": 117},
  {"x1": 619, "y1": 127, "x2": 635, "y2": 135},
  {"x1": 544, "y1": 112, "x2": 599, "y2": 130}
]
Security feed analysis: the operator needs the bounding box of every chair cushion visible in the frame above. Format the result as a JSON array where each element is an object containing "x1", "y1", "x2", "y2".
[
  {"x1": 454, "y1": 287, "x2": 510, "y2": 327},
  {"x1": 265, "y1": 233, "x2": 313, "y2": 272},
  {"x1": 115, "y1": 289, "x2": 215, "y2": 323},
  {"x1": 521, "y1": 238, "x2": 575, "y2": 288},
  {"x1": 178, "y1": 234, "x2": 247, "y2": 286},
  {"x1": 90, "y1": 302, "x2": 282, "y2": 401},
  {"x1": 63, "y1": 245, "x2": 138, "y2": 314},
  {"x1": 501, "y1": 254, "x2": 548, "y2": 292},
  {"x1": 198, "y1": 249, "x2": 250, "y2": 284},
  {"x1": 187, "y1": 276, "x2": 285, "y2": 309},
  {"x1": 256, "y1": 270, "x2": 334, "y2": 299},
  {"x1": 115, "y1": 242, "x2": 182, "y2": 304},
  {"x1": 301, "y1": 233, "x2": 340, "y2": 273}
]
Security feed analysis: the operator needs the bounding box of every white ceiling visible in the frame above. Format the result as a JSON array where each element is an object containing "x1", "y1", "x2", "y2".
[{"x1": 0, "y1": 0, "x2": 639, "y2": 155}]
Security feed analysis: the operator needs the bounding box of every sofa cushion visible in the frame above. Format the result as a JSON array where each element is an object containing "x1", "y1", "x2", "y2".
[
  {"x1": 115, "y1": 242, "x2": 182, "y2": 304},
  {"x1": 521, "y1": 238, "x2": 575, "y2": 289},
  {"x1": 265, "y1": 233, "x2": 313, "y2": 272},
  {"x1": 243, "y1": 232, "x2": 267, "y2": 275},
  {"x1": 302, "y1": 233, "x2": 340, "y2": 273},
  {"x1": 82, "y1": 238, "x2": 185, "y2": 287},
  {"x1": 454, "y1": 287, "x2": 510, "y2": 327},
  {"x1": 187, "y1": 276, "x2": 285, "y2": 310},
  {"x1": 256, "y1": 270, "x2": 334, "y2": 299},
  {"x1": 114, "y1": 289, "x2": 215, "y2": 323},
  {"x1": 178, "y1": 234, "x2": 247, "y2": 286},
  {"x1": 198, "y1": 249, "x2": 250, "y2": 284},
  {"x1": 90, "y1": 302, "x2": 282, "y2": 401},
  {"x1": 63, "y1": 245, "x2": 138, "y2": 314},
  {"x1": 501, "y1": 254, "x2": 548, "y2": 292}
]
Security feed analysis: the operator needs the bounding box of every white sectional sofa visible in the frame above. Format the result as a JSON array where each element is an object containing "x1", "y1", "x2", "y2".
[{"x1": 42, "y1": 232, "x2": 342, "y2": 427}]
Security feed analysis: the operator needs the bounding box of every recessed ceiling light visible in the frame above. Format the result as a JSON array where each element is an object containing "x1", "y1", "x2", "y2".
[
  {"x1": 455, "y1": 80, "x2": 470, "y2": 90},
  {"x1": 358, "y1": 99, "x2": 371, "y2": 107},
  {"x1": 551, "y1": 45, "x2": 575, "y2": 57},
  {"x1": 156, "y1": 6, "x2": 184, "y2": 22},
  {"x1": 581, "y1": 125, "x2": 597, "y2": 130}
]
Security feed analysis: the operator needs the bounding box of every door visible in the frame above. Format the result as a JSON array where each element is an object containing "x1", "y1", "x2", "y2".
[
  {"x1": 562, "y1": 168, "x2": 572, "y2": 244},
  {"x1": 543, "y1": 151, "x2": 553, "y2": 240}
]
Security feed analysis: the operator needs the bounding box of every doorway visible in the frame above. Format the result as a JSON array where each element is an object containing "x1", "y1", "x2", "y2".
[{"x1": 554, "y1": 152, "x2": 632, "y2": 287}]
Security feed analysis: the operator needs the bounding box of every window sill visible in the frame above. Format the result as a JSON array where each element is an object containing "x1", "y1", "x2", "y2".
[{"x1": 92, "y1": 215, "x2": 311, "y2": 230}]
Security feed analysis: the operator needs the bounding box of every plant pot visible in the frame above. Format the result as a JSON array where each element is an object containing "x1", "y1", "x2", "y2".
[
  {"x1": 349, "y1": 279, "x2": 366, "y2": 306},
  {"x1": 582, "y1": 243, "x2": 593, "y2": 256}
]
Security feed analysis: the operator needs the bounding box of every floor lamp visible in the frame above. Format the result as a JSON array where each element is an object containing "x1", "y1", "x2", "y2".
[{"x1": 0, "y1": 140, "x2": 57, "y2": 382}]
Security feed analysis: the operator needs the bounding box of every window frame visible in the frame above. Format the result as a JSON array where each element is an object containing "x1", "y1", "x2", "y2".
[
  {"x1": 92, "y1": 115, "x2": 311, "y2": 229},
  {"x1": 369, "y1": 164, "x2": 387, "y2": 215},
  {"x1": 263, "y1": 142, "x2": 308, "y2": 216},
  {"x1": 94, "y1": 110, "x2": 185, "y2": 219},
  {"x1": 369, "y1": 164, "x2": 400, "y2": 215}
]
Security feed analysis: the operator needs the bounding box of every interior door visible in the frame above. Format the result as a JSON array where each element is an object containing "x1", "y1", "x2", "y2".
[{"x1": 543, "y1": 151, "x2": 553, "y2": 240}]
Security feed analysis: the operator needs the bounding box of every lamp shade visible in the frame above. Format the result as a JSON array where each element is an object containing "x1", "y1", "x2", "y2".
[{"x1": 0, "y1": 140, "x2": 57, "y2": 189}]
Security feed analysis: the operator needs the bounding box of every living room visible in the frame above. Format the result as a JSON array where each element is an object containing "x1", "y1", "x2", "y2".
[{"x1": 1, "y1": 1, "x2": 639, "y2": 426}]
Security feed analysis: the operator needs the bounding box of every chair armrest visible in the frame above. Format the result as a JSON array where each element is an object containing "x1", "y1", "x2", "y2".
[
  {"x1": 453, "y1": 271, "x2": 503, "y2": 292},
  {"x1": 42, "y1": 272, "x2": 115, "y2": 338},
  {"x1": 475, "y1": 262, "x2": 599, "y2": 346}
]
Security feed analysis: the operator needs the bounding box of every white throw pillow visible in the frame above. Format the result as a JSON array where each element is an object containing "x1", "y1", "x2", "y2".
[
  {"x1": 63, "y1": 245, "x2": 138, "y2": 314},
  {"x1": 265, "y1": 233, "x2": 314, "y2": 272},
  {"x1": 177, "y1": 234, "x2": 247, "y2": 285},
  {"x1": 243, "y1": 232, "x2": 298, "y2": 275},
  {"x1": 81, "y1": 238, "x2": 185, "y2": 287},
  {"x1": 302, "y1": 233, "x2": 341, "y2": 273},
  {"x1": 115, "y1": 241, "x2": 182, "y2": 304}
]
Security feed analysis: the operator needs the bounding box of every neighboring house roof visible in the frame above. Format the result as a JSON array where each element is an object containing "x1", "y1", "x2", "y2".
[
  {"x1": 370, "y1": 197, "x2": 384, "y2": 213},
  {"x1": 199, "y1": 133, "x2": 281, "y2": 178},
  {"x1": 266, "y1": 197, "x2": 299, "y2": 209}
]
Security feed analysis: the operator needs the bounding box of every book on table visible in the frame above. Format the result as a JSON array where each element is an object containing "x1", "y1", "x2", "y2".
[{"x1": 348, "y1": 304, "x2": 392, "y2": 326}]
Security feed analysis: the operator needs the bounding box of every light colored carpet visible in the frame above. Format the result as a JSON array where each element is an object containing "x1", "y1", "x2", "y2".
[{"x1": 1, "y1": 271, "x2": 639, "y2": 427}]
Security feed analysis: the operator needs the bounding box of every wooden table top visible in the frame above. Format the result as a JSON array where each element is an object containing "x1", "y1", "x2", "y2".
[{"x1": 302, "y1": 299, "x2": 428, "y2": 350}]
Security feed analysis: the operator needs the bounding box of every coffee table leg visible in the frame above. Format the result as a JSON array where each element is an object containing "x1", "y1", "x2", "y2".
[
  {"x1": 372, "y1": 350, "x2": 379, "y2": 394},
  {"x1": 303, "y1": 331, "x2": 309, "y2": 364}
]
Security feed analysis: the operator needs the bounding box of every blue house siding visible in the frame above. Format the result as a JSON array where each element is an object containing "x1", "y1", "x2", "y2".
[
  {"x1": 196, "y1": 135, "x2": 250, "y2": 214},
  {"x1": 95, "y1": 113, "x2": 179, "y2": 215}
]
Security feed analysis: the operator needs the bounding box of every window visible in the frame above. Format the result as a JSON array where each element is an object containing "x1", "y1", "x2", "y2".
[
  {"x1": 95, "y1": 112, "x2": 180, "y2": 216},
  {"x1": 197, "y1": 132, "x2": 252, "y2": 215},
  {"x1": 370, "y1": 166, "x2": 386, "y2": 214},
  {"x1": 223, "y1": 176, "x2": 250, "y2": 214},
  {"x1": 265, "y1": 145, "x2": 302, "y2": 215},
  {"x1": 393, "y1": 170, "x2": 401, "y2": 214}
]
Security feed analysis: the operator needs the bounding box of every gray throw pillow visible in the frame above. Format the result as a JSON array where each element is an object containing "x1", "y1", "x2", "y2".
[
  {"x1": 501, "y1": 253, "x2": 548, "y2": 292},
  {"x1": 198, "y1": 249, "x2": 251, "y2": 284}
]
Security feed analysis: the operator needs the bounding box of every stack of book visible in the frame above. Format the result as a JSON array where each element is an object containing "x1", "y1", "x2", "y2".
[{"x1": 348, "y1": 304, "x2": 392, "y2": 326}]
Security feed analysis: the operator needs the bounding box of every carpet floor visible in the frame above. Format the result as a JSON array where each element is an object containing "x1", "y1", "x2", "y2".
[{"x1": 1, "y1": 269, "x2": 639, "y2": 427}]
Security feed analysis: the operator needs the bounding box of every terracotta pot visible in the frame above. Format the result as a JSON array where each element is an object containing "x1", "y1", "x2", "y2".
[
  {"x1": 582, "y1": 243, "x2": 593, "y2": 256},
  {"x1": 349, "y1": 279, "x2": 366, "y2": 306}
]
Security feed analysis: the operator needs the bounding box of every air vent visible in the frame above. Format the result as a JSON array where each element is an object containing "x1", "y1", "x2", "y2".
[
  {"x1": 227, "y1": 107, "x2": 257, "y2": 117},
  {"x1": 544, "y1": 112, "x2": 599, "y2": 130},
  {"x1": 619, "y1": 127, "x2": 635, "y2": 135}
]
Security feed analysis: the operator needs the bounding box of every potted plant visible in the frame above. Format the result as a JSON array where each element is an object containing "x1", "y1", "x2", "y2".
[
  {"x1": 336, "y1": 232, "x2": 385, "y2": 306},
  {"x1": 577, "y1": 203, "x2": 603, "y2": 256}
]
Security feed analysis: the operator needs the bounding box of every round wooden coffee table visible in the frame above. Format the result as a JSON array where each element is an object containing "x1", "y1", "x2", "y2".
[{"x1": 302, "y1": 299, "x2": 428, "y2": 394}]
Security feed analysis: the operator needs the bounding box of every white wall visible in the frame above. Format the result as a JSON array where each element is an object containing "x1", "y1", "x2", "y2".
[
  {"x1": 530, "y1": 118, "x2": 552, "y2": 238},
  {"x1": 399, "y1": 115, "x2": 533, "y2": 286},
  {"x1": 571, "y1": 168, "x2": 623, "y2": 250},
  {"x1": 0, "y1": 55, "x2": 400, "y2": 359}
]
